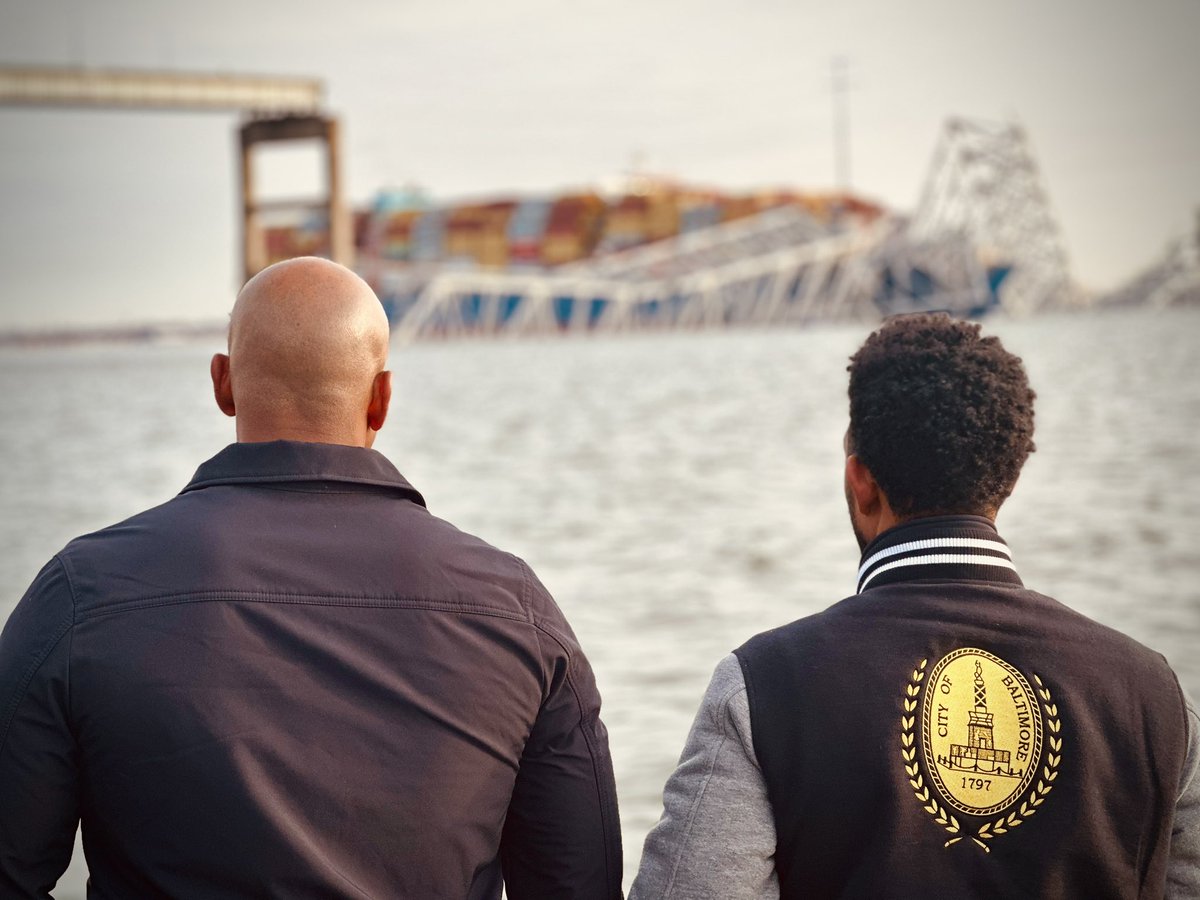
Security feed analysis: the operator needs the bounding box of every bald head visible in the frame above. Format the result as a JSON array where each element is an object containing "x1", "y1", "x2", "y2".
[{"x1": 211, "y1": 257, "x2": 392, "y2": 447}]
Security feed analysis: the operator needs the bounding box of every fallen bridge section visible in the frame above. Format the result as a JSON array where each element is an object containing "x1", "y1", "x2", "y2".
[{"x1": 390, "y1": 210, "x2": 899, "y2": 339}]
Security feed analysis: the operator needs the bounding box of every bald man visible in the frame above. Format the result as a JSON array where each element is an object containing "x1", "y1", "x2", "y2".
[{"x1": 0, "y1": 258, "x2": 623, "y2": 898}]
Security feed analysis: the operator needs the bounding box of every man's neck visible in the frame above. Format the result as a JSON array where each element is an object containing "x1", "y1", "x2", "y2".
[{"x1": 235, "y1": 420, "x2": 369, "y2": 448}]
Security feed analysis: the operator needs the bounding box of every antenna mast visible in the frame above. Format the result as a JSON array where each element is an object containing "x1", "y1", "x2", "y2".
[{"x1": 832, "y1": 56, "x2": 851, "y2": 191}]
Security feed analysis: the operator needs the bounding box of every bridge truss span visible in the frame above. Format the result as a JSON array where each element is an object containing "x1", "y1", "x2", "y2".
[{"x1": 391, "y1": 211, "x2": 890, "y2": 340}]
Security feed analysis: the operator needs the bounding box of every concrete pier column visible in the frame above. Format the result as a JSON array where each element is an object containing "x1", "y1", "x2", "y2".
[
  {"x1": 238, "y1": 113, "x2": 350, "y2": 283},
  {"x1": 239, "y1": 127, "x2": 265, "y2": 282},
  {"x1": 325, "y1": 117, "x2": 352, "y2": 270}
]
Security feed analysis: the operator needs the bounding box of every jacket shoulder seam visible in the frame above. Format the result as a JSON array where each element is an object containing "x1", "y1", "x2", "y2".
[
  {"x1": 56, "y1": 555, "x2": 79, "y2": 735},
  {"x1": 55, "y1": 553, "x2": 81, "y2": 623},
  {"x1": 0, "y1": 612, "x2": 73, "y2": 758},
  {"x1": 530, "y1": 618, "x2": 576, "y2": 658},
  {"x1": 561, "y1": 666, "x2": 622, "y2": 892},
  {"x1": 1165, "y1": 655, "x2": 1195, "y2": 802},
  {"x1": 713, "y1": 682, "x2": 750, "y2": 740},
  {"x1": 514, "y1": 556, "x2": 536, "y2": 626}
]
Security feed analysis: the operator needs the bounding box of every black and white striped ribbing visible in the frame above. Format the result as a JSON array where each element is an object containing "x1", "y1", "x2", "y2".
[{"x1": 856, "y1": 533, "x2": 1017, "y2": 594}]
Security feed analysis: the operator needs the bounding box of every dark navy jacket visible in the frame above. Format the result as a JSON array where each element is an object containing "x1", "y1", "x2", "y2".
[{"x1": 0, "y1": 441, "x2": 622, "y2": 898}]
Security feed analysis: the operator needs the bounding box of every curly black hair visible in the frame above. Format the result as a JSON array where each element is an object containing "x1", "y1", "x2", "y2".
[{"x1": 847, "y1": 313, "x2": 1036, "y2": 518}]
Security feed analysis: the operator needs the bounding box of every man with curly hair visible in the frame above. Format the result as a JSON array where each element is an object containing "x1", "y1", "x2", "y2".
[{"x1": 632, "y1": 313, "x2": 1198, "y2": 898}]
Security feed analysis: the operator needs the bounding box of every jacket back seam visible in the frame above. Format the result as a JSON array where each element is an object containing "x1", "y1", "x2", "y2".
[{"x1": 74, "y1": 591, "x2": 531, "y2": 624}]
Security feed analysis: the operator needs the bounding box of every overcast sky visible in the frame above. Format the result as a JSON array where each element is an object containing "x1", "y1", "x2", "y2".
[{"x1": 0, "y1": 0, "x2": 1197, "y2": 328}]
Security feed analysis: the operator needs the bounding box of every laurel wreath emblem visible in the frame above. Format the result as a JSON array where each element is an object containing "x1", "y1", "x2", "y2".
[
  {"x1": 900, "y1": 660, "x2": 1063, "y2": 852},
  {"x1": 900, "y1": 659, "x2": 963, "y2": 842}
]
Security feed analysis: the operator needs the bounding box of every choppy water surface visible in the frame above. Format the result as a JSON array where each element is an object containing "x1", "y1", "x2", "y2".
[{"x1": 1, "y1": 308, "x2": 1197, "y2": 896}]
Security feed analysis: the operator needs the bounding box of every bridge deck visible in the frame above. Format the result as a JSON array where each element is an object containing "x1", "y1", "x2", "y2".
[{"x1": 0, "y1": 65, "x2": 321, "y2": 114}]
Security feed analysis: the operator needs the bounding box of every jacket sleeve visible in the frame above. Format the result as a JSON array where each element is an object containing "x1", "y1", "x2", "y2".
[
  {"x1": 500, "y1": 565, "x2": 623, "y2": 899},
  {"x1": 630, "y1": 654, "x2": 778, "y2": 900},
  {"x1": 0, "y1": 557, "x2": 80, "y2": 899},
  {"x1": 1167, "y1": 687, "x2": 1200, "y2": 899}
]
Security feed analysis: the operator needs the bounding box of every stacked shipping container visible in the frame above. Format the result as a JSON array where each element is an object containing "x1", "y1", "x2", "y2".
[
  {"x1": 541, "y1": 194, "x2": 605, "y2": 265},
  {"x1": 263, "y1": 183, "x2": 885, "y2": 272}
]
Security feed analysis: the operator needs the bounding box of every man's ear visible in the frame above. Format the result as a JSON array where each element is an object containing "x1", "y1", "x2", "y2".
[
  {"x1": 366, "y1": 370, "x2": 392, "y2": 437},
  {"x1": 845, "y1": 454, "x2": 882, "y2": 518},
  {"x1": 211, "y1": 353, "x2": 236, "y2": 418}
]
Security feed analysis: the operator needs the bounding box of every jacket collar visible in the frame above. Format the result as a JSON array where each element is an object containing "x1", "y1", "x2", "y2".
[
  {"x1": 856, "y1": 514, "x2": 1021, "y2": 594},
  {"x1": 181, "y1": 440, "x2": 426, "y2": 507}
]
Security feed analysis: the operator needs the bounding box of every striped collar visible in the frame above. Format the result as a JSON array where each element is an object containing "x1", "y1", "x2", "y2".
[{"x1": 855, "y1": 515, "x2": 1021, "y2": 594}]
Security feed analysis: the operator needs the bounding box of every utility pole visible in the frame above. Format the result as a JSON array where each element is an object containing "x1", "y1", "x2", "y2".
[{"x1": 831, "y1": 56, "x2": 851, "y2": 192}]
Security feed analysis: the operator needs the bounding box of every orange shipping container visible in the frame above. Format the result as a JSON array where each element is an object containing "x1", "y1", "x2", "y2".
[
  {"x1": 445, "y1": 219, "x2": 486, "y2": 259},
  {"x1": 719, "y1": 196, "x2": 758, "y2": 223},
  {"x1": 603, "y1": 192, "x2": 680, "y2": 244},
  {"x1": 541, "y1": 232, "x2": 590, "y2": 266},
  {"x1": 544, "y1": 194, "x2": 605, "y2": 260},
  {"x1": 478, "y1": 232, "x2": 509, "y2": 268}
]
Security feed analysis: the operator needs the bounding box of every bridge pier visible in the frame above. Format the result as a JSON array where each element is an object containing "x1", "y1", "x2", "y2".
[{"x1": 238, "y1": 114, "x2": 351, "y2": 282}]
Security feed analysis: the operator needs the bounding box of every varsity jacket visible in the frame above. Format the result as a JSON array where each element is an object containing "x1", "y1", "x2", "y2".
[{"x1": 631, "y1": 515, "x2": 1200, "y2": 899}]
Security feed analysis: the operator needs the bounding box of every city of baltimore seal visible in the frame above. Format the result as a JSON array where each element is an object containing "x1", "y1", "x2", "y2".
[{"x1": 900, "y1": 647, "x2": 1064, "y2": 850}]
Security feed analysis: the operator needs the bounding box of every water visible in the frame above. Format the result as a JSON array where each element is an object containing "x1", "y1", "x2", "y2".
[{"x1": 1, "y1": 308, "x2": 1197, "y2": 897}]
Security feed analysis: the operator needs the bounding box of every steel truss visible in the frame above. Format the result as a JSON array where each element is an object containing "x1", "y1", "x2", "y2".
[
  {"x1": 910, "y1": 117, "x2": 1076, "y2": 313},
  {"x1": 391, "y1": 209, "x2": 888, "y2": 340}
]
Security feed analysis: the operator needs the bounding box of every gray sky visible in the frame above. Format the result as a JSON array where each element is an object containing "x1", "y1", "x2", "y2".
[{"x1": 1, "y1": 0, "x2": 1197, "y2": 328}]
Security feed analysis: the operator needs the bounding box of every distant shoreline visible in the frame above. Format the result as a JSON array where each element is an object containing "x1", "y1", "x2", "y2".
[
  {"x1": 1, "y1": 302, "x2": 1189, "y2": 351},
  {"x1": 0, "y1": 321, "x2": 228, "y2": 349}
]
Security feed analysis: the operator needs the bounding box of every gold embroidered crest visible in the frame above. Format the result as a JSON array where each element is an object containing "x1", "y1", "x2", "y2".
[{"x1": 900, "y1": 648, "x2": 1064, "y2": 851}]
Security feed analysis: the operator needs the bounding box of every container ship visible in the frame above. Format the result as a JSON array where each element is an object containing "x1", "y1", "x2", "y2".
[{"x1": 260, "y1": 179, "x2": 887, "y2": 325}]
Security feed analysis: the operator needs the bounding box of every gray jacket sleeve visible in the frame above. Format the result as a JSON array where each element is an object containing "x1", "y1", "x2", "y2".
[
  {"x1": 629, "y1": 654, "x2": 778, "y2": 900},
  {"x1": 1167, "y1": 686, "x2": 1200, "y2": 899}
]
